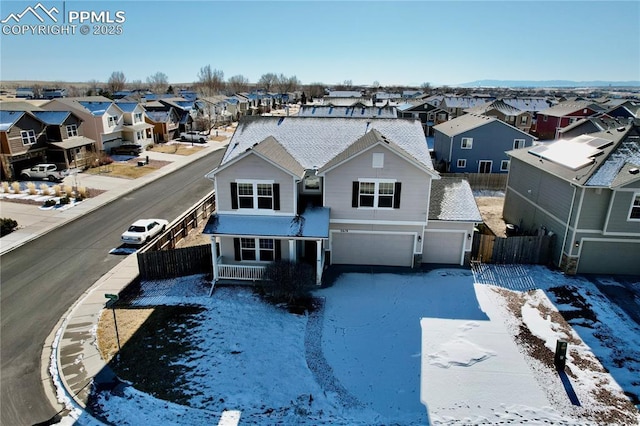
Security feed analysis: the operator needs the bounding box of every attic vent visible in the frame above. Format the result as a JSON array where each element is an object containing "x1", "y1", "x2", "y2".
[{"x1": 630, "y1": 168, "x2": 639, "y2": 175}]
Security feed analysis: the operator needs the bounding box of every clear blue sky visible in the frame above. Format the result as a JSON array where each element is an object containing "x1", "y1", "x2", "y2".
[{"x1": 1, "y1": 0, "x2": 639, "y2": 87}]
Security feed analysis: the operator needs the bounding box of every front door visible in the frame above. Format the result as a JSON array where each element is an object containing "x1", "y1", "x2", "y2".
[{"x1": 478, "y1": 160, "x2": 492, "y2": 173}]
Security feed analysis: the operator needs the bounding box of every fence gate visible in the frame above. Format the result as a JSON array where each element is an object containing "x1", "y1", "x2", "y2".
[{"x1": 472, "y1": 234, "x2": 553, "y2": 265}]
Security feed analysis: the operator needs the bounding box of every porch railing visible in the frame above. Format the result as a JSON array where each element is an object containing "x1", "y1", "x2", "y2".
[{"x1": 216, "y1": 258, "x2": 267, "y2": 281}]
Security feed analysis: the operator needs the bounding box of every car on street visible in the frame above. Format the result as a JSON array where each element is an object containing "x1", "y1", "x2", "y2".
[
  {"x1": 180, "y1": 131, "x2": 208, "y2": 143},
  {"x1": 19, "y1": 164, "x2": 69, "y2": 182},
  {"x1": 110, "y1": 143, "x2": 143, "y2": 156},
  {"x1": 121, "y1": 218, "x2": 169, "y2": 245}
]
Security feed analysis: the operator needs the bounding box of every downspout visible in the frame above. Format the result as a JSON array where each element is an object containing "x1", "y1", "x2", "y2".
[
  {"x1": 558, "y1": 183, "x2": 577, "y2": 267},
  {"x1": 448, "y1": 136, "x2": 454, "y2": 171}
]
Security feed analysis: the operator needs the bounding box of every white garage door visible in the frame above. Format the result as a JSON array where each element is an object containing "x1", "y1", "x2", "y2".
[
  {"x1": 423, "y1": 231, "x2": 464, "y2": 264},
  {"x1": 331, "y1": 232, "x2": 414, "y2": 267}
]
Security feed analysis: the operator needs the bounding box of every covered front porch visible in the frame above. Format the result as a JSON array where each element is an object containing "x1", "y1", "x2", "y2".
[{"x1": 203, "y1": 207, "x2": 330, "y2": 285}]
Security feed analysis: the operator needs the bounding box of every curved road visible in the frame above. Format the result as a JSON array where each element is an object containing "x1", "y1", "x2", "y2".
[{"x1": 0, "y1": 150, "x2": 223, "y2": 425}]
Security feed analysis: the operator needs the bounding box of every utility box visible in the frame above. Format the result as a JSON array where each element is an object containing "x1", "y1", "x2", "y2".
[{"x1": 554, "y1": 340, "x2": 568, "y2": 369}]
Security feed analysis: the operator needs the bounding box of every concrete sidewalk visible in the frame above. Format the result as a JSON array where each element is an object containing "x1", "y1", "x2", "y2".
[{"x1": 1, "y1": 134, "x2": 231, "y2": 423}]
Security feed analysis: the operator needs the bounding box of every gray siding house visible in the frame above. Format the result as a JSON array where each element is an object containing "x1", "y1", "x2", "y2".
[
  {"x1": 503, "y1": 122, "x2": 640, "y2": 275},
  {"x1": 204, "y1": 116, "x2": 481, "y2": 285},
  {"x1": 433, "y1": 114, "x2": 536, "y2": 174}
]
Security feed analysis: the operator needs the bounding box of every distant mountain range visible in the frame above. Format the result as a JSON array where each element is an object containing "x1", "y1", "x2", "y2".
[{"x1": 457, "y1": 80, "x2": 640, "y2": 88}]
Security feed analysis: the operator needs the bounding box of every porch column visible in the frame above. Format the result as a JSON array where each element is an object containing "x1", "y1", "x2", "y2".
[
  {"x1": 211, "y1": 236, "x2": 219, "y2": 281},
  {"x1": 289, "y1": 239, "x2": 296, "y2": 262},
  {"x1": 315, "y1": 240, "x2": 322, "y2": 286}
]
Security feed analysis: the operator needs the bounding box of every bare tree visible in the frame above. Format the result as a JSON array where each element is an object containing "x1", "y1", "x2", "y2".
[
  {"x1": 146, "y1": 72, "x2": 169, "y2": 94},
  {"x1": 128, "y1": 79, "x2": 147, "y2": 91},
  {"x1": 372, "y1": 80, "x2": 381, "y2": 89},
  {"x1": 86, "y1": 79, "x2": 102, "y2": 96},
  {"x1": 275, "y1": 74, "x2": 300, "y2": 94},
  {"x1": 421, "y1": 82, "x2": 432, "y2": 93},
  {"x1": 107, "y1": 71, "x2": 126, "y2": 94},
  {"x1": 196, "y1": 65, "x2": 225, "y2": 97},
  {"x1": 257, "y1": 73, "x2": 278, "y2": 92},
  {"x1": 304, "y1": 83, "x2": 325, "y2": 99},
  {"x1": 227, "y1": 74, "x2": 249, "y2": 93}
]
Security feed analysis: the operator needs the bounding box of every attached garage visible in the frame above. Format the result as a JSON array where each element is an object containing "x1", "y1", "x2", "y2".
[
  {"x1": 331, "y1": 232, "x2": 414, "y2": 267},
  {"x1": 578, "y1": 241, "x2": 640, "y2": 275},
  {"x1": 422, "y1": 231, "x2": 465, "y2": 264}
]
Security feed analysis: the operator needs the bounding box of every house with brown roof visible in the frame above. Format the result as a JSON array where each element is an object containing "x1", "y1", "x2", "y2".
[{"x1": 534, "y1": 100, "x2": 604, "y2": 140}]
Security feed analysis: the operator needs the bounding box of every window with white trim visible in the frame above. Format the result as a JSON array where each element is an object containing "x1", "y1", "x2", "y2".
[
  {"x1": 237, "y1": 238, "x2": 277, "y2": 261},
  {"x1": 457, "y1": 159, "x2": 466, "y2": 168},
  {"x1": 66, "y1": 124, "x2": 78, "y2": 138},
  {"x1": 21, "y1": 130, "x2": 36, "y2": 145},
  {"x1": 513, "y1": 139, "x2": 525, "y2": 149},
  {"x1": 629, "y1": 194, "x2": 640, "y2": 220},
  {"x1": 136, "y1": 130, "x2": 144, "y2": 140},
  {"x1": 520, "y1": 116, "x2": 528, "y2": 125},
  {"x1": 501, "y1": 160, "x2": 510, "y2": 171},
  {"x1": 108, "y1": 115, "x2": 118, "y2": 127},
  {"x1": 134, "y1": 112, "x2": 143, "y2": 123},
  {"x1": 353, "y1": 179, "x2": 400, "y2": 209},
  {"x1": 461, "y1": 137, "x2": 473, "y2": 149},
  {"x1": 232, "y1": 181, "x2": 278, "y2": 210}
]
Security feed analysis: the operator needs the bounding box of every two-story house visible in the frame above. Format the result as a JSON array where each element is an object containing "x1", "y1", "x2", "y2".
[
  {"x1": 464, "y1": 99, "x2": 535, "y2": 133},
  {"x1": 503, "y1": 122, "x2": 640, "y2": 275},
  {"x1": 145, "y1": 107, "x2": 181, "y2": 142},
  {"x1": 203, "y1": 116, "x2": 481, "y2": 285},
  {"x1": 45, "y1": 97, "x2": 125, "y2": 152},
  {"x1": 534, "y1": 100, "x2": 604, "y2": 140},
  {"x1": 397, "y1": 101, "x2": 439, "y2": 136},
  {"x1": 115, "y1": 102, "x2": 154, "y2": 148},
  {"x1": 0, "y1": 110, "x2": 48, "y2": 180},
  {"x1": 433, "y1": 113, "x2": 536, "y2": 174}
]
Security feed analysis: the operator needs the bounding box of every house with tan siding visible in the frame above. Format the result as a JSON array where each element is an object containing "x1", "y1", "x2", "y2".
[{"x1": 203, "y1": 116, "x2": 481, "y2": 285}]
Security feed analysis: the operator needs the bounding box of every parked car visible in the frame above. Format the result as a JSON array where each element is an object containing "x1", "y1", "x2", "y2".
[
  {"x1": 180, "y1": 131, "x2": 207, "y2": 143},
  {"x1": 19, "y1": 164, "x2": 69, "y2": 182},
  {"x1": 121, "y1": 219, "x2": 169, "y2": 246},
  {"x1": 110, "y1": 143, "x2": 143, "y2": 156}
]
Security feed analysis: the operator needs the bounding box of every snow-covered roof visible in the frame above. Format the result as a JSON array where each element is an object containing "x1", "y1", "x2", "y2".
[
  {"x1": 587, "y1": 134, "x2": 640, "y2": 187},
  {"x1": 502, "y1": 97, "x2": 551, "y2": 112},
  {"x1": 537, "y1": 101, "x2": 603, "y2": 117},
  {"x1": 203, "y1": 207, "x2": 330, "y2": 239},
  {"x1": 298, "y1": 105, "x2": 397, "y2": 118},
  {"x1": 220, "y1": 116, "x2": 433, "y2": 172},
  {"x1": 429, "y1": 178, "x2": 482, "y2": 222}
]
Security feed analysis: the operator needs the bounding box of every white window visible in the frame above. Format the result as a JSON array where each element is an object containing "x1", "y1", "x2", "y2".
[
  {"x1": 461, "y1": 137, "x2": 473, "y2": 149},
  {"x1": 136, "y1": 130, "x2": 144, "y2": 140},
  {"x1": 240, "y1": 238, "x2": 275, "y2": 261},
  {"x1": 629, "y1": 194, "x2": 640, "y2": 220},
  {"x1": 21, "y1": 130, "x2": 36, "y2": 145},
  {"x1": 520, "y1": 116, "x2": 528, "y2": 125},
  {"x1": 134, "y1": 112, "x2": 143, "y2": 123},
  {"x1": 236, "y1": 182, "x2": 274, "y2": 210},
  {"x1": 507, "y1": 115, "x2": 515, "y2": 122},
  {"x1": 501, "y1": 160, "x2": 510, "y2": 171},
  {"x1": 108, "y1": 115, "x2": 118, "y2": 127},
  {"x1": 457, "y1": 159, "x2": 467, "y2": 168},
  {"x1": 513, "y1": 139, "x2": 525, "y2": 149},
  {"x1": 66, "y1": 124, "x2": 78, "y2": 138},
  {"x1": 357, "y1": 180, "x2": 396, "y2": 208}
]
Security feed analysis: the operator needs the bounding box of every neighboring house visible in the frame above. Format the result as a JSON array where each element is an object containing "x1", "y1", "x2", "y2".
[
  {"x1": 15, "y1": 87, "x2": 35, "y2": 99},
  {"x1": 396, "y1": 101, "x2": 439, "y2": 136},
  {"x1": 433, "y1": 113, "x2": 536, "y2": 173},
  {"x1": 559, "y1": 116, "x2": 630, "y2": 139},
  {"x1": 30, "y1": 110, "x2": 96, "y2": 169},
  {"x1": 438, "y1": 96, "x2": 492, "y2": 120},
  {"x1": 464, "y1": 99, "x2": 535, "y2": 133},
  {"x1": 41, "y1": 88, "x2": 68, "y2": 99},
  {"x1": 0, "y1": 110, "x2": 48, "y2": 180},
  {"x1": 144, "y1": 99, "x2": 195, "y2": 134},
  {"x1": 144, "y1": 108, "x2": 181, "y2": 142},
  {"x1": 602, "y1": 100, "x2": 640, "y2": 121},
  {"x1": 115, "y1": 102, "x2": 154, "y2": 148},
  {"x1": 534, "y1": 100, "x2": 604, "y2": 140},
  {"x1": 327, "y1": 90, "x2": 363, "y2": 98},
  {"x1": 45, "y1": 97, "x2": 125, "y2": 152},
  {"x1": 297, "y1": 105, "x2": 397, "y2": 118},
  {"x1": 503, "y1": 122, "x2": 640, "y2": 275},
  {"x1": 203, "y1": 116, "x2": 481, "y2": 285}
]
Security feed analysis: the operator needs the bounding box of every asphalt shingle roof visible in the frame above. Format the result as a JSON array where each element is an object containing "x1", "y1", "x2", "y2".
[
  {"x1": 429, "y1": 178, "x2": 482, "y2": 222},
  {"x1": 31, "y1": 110, "x2": 70, "y2": 125},
  {"x1": 0, "y1": 110, "x2": 25, "y2": 131}
]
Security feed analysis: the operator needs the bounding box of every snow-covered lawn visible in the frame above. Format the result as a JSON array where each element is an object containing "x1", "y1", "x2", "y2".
[{"x1": 58, "y1": 266, "x2": 640, "y2": 425}]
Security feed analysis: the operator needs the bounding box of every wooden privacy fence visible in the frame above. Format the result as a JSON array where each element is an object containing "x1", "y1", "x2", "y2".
[
  {"x1": 138, "y1": 244, "x2": 212, "y2": 280},
  {"x1": 442, "y1": 173, "x2": 508, "y2": 191},
  {"x1": 472, "y1": 234, "x2": 553, "y2": 264}
]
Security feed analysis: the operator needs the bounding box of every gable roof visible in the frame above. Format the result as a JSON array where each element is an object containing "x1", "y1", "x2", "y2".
[
  {"x1": 114, "y1": 102, "x2": 141, "y2": 113},
  {"x1": 537, "y1": 101, "x2": 603, "y2": 117},
  {"x1": 31, "y1": 110, "x2": 72, "y2": 125},
  {"x1": 508, "y1": 123, "x2": 636, "y2": 187},
  {"x1": 502, "y1": 97, "x2": 552, "y2": 112},
  {"x1": 433, "y1": 113, "x2": 534, "y2": 139},
  {"x1": 220, "y1": 116, "x2": 434, "y2": 173},
  {"x1": 429, "y1": 178, "x2": 482, "y2": 222},
  {"x1": 0, "y1": 110, "x2": 26, "y2": 131},
  {"x1": 440, "y1": 96, "x2": 490, "y2": 109},
  {"x1": 250, "y1": 136, "x2": 305, "y2": 177},
  {"x1": 464, "y1": 99, "x2": 523, "y2": 116},
  {"x1": 298, "y1": 105, "x2": 397, "y2": 118}
]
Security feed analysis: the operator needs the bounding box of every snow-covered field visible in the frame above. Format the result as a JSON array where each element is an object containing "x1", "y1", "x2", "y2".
[{"x1": 56, "y1": 265, "x2": 640, "y2": 425}]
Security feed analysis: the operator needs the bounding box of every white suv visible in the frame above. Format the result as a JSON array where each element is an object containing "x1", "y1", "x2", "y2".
[{"x1": 179, "y1": 131, "x2": 207, "y2": 143}]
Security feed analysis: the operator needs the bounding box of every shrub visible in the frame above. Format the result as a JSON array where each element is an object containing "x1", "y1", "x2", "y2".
[
  {"x1": 77, "y1": 186, "x2": 88, "y2": 198},
  {"x1": 59, "y1": 196, "x2": 71, "y2": 205},
  {"x1": 2, "y1": 182, "x2": 9, "y2": 193},
  {"x1": 39, "y1": 183, "x2": 50, "y2": 195},
  {"x1": 27, "y1": 182, "x2": 37, "y2": 195},
  {"x1": 43, "y1": 199, "x2": 56, "y2": 207},
  {"x1": 259, "y1": 260, "x2": 315, "y2": 309},
  {"x1": 0, "y1": 218, "x2": 18, "y2": 236},
  {"x1": 11, "y1": 182, "x2": 21, "y2": 194},
  {"x1": 52, "y1": 185, "x2": 62, "y2": 197}
]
